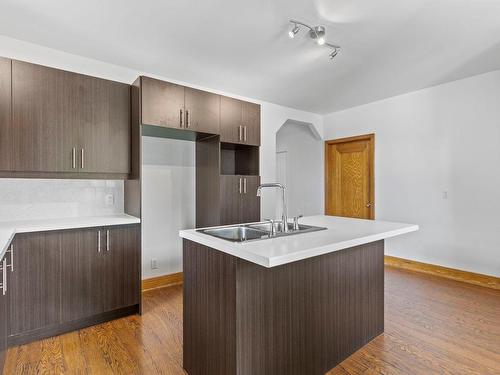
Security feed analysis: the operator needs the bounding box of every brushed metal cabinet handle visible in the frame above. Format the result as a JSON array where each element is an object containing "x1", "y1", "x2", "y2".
[
  {"x1": 106, "y1": 230, "x2": 110, "y2": 251},
  {"x1": 6, "y1": 244, "x2": 13, "y2": 272},
  {"x1": 1, "y1": 258, "x2": 7, "y2": 295},
  {"x1": 185, "y1": 110, "x2": 189, "y2": 128},
  {"x1": 243, "y1": 178, "x2": 247, "y2": 194},
  {"x1": 180, "y1": 109, "x2": 183, "y2": 127},
  {"x1": 239, "y1": 177, "x2": 242, "y2": 194},
  {"x1": 72, "y1": 147, "x2": 76, "y2": 169},
  {"x1": 97, "y1": 230, "x2": 101, "y2": 252},
  {"x1": 80, "y1": 149, "x2": 84, "y2": 169},
  {"x1": 244, "y1": 126, "x2": 247, "y2": 142}
]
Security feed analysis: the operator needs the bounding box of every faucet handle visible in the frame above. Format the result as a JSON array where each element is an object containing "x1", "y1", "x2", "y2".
[
  {"x1": 293, "y1": 215, "x2": 303, "y2": 230},
  {"x1": 264, "y1": 219, "x2": 277, "y2": 236}
]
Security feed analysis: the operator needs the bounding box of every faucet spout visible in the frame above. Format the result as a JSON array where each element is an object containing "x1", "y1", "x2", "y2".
[{"x1": 256, "y1": 183, "x2": 289, "y2": 232}]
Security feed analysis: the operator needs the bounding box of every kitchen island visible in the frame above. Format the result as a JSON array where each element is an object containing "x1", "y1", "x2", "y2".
[{"x1": 179, "y1": 215, "x2": 418, "y2": 375}]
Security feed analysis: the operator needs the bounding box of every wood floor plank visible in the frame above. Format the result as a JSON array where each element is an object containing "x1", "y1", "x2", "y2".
[{"x1": 4, "y1": 268, "x2": 500, "y2": 375}]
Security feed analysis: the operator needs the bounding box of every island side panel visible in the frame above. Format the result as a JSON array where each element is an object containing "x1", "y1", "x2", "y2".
[
  {"x1": 235, "y1": 240, "x2": 385, "y2": 375},
  {"x1": 183, "y1": 239, "x2": 237, "y2": 375}
]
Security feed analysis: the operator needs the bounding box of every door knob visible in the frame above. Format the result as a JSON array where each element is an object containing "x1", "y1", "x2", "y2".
[{"x1": 366, "y1": 203, "x2": 372, "y2": 208}]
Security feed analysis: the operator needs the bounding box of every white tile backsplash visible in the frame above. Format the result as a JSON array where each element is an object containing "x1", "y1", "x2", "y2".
[{"x1": 0, "y1": 179, "x2": 124, "y2": 222}]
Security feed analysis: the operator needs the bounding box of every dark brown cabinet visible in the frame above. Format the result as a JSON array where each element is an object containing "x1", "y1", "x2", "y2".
[
  {"x1": 8, "y1": 232, "x2": 61, "y2": 338},
  {"x1": 1, "y1": 59, "x2": 131, "y2": 175},
  {"x1": 140, "y1": 77, "x2": 220, "y2": 135},
  {"x1": 220, "y1": 96, "x2": 260, "y2": 146},
  {"x1": 0, "y1": 248, "x2": 10, "y2": 372},
  {"x1": 220, "y1": 175, "x2": 260, "y2": 225},
  {"x1": 0, "y1": 57, "x2": 11, "y2": 172},
  {"x1": 7, "y1": 224, "x2": 140, "y2": 346}
]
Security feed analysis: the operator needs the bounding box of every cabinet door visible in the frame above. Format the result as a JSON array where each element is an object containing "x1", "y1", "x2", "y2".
[
  {"x1": 220, "y1": 175, "x2": 242, "y2": 225},
  {"x1": 0, "y1": 255, "x2": 7, "y2": 370},
  {"x1": 102, "y1": 225, "x2": 140, "y2": 311},
  {"x1": 11, "y1": 60, "x2": 80, "y2": 172},
  {"x1": 78, "y1": 77, "x2": 131, "y2": 174},
  {"x1": 141, "y1": 77, "x2": 185, "y2": 129},
  {"x1": 240, "y1": 176, "x2": 261, "y2": 223},
  {"x1": 8, "y1": 233, "x2": 61, "y2": 337},
  {"x1": 0, "y1": 58, "x2": 11, "y2": 172},
  {"x1": 220, "y1": 96, "x2": 242, "y2": 143},
  {"x1": 184, "y1": 87, "x2": 220, "y2": 134},
  {"x1": 242, "y1": 102, "x2": 261, "y2": 146},
  {"x1": 61, "y1": 228, "x2": 104, "y2": 321}
]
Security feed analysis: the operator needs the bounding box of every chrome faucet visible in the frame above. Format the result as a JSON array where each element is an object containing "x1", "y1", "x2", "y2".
[{"x1": 256, "y1": 183, "x2": 289, "y2": 232}]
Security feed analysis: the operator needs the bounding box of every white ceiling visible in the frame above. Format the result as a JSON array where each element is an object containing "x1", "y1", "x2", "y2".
[{"x1": 1, "y1": 0, "x2": 500, "y2": 114}]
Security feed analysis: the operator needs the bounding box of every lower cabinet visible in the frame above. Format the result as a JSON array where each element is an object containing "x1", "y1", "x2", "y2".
[
  {"x1": 0, "y1": 246, "x2": 12, "y2": 372},
  {"x1": 220, "y1": 175, "x2": 260, "y2": 225},
  {"x1": 7, "y1": 224, "x2": 140, "y2": 346}
]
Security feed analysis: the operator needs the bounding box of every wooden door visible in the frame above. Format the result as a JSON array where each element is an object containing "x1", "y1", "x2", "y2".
[
  {"x1": 11, "y1": 60, "x2": 80, "y2": 172},
  {"x1": 8, "y1": 232, "x2": 61, "y2": 337},
  {"x1": 141, "y1": 77, "x2": 185, "y2": 129},
  {"x1": 78, "y1": 77, "x2": 130, "y2": 173},
  {"x1": 220, "y1": 96, "x2": 242, "y2": 143},
  {"x1": 184, "y1": 87, "x2": 220, "y2": 134},
  {"x1": 220, "y1": 175, "x2": 242, "y2": 225},
  {"x1": 240, "y1": 176, "x2": 261, "y2": 223},
  {"x1": 242, "y1": 102, "x2": 261, "y2": 146},
  {"x1": 0, "y1": 58, "x2": 11, "y2": 172},
  {"x1": 325, "y1": 134, "x2": 374, "y2": 219},
  {"x1": 101, "y1": 225, "x2": 140, "y2": 311},
  {"x1": 61, "y1": 228, "x2": 104, "y2": 321}
]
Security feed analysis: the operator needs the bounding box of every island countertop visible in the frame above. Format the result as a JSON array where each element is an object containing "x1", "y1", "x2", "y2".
[{"x1": 179, "y1": 215, "x2": 418, "y2": 267}]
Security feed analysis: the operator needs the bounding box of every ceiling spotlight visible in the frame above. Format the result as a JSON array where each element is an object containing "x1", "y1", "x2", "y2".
[
  {"x1": 288, "y1": 24, "x2": 300, "y2": 38},
  {"x1": 288, "y1": 20, "x2": 342, "y2": 62}
]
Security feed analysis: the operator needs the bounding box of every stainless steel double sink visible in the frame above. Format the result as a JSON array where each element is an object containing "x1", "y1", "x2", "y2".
[{"x1": 198, "y1": 221, "x2": 327, "y2": 243}]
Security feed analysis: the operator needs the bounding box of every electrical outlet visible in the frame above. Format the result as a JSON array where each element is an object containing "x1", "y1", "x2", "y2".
[
  {"x1": 105, "y1": 193, "x2": 114, "y2": 206},
  {"x1": 151, "y1": 258, "x2": 158, "y2": 269}
]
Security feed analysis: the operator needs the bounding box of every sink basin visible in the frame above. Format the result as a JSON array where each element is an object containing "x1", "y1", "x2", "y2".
[
  {"x1": 198, "y1": 221, "x2": 327, "y2": 243},
  {"x1": 201, "y1": 226, "x2": 269, "y2": 242}
]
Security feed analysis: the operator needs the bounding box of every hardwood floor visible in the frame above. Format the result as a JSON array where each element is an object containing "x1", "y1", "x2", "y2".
[{"x1": 4, "y1": 267, "x2": 500, "y2": 374}]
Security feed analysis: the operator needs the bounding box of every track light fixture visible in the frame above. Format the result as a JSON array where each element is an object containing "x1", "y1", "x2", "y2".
[
  {"x1": 288, "y1": 23, "x2": 300, "y2": 38},
  {"x1": 288, "y1": 20, "x2": 341, "y2": 61}
]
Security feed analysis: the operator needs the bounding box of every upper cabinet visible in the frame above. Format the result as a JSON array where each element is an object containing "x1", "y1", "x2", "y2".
[
  {"x1": 0, "y1": 58, "x2": 11, "y2": 172},
  {"x1": 220, "y1": 96, "x2": 260, "y2": 146},
  {"x1": 0, "y1": 58, "x2": 131, "y2": 176},
  {"x1": 140, "y1": 77, "x2": 220, "y2": 134}
]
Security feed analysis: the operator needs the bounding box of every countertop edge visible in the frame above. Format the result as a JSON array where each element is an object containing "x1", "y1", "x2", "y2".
[{"x1": 0, "y1": 215, "x2": 141, "y2": 260}]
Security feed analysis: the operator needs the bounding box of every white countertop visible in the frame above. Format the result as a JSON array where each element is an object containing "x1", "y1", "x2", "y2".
[
  {"x1": 0, "y1": 214, "x2": 141, "y2": 260},
  {"x1": 179, "y1": 215, "x2": 418, "y2": 268}
]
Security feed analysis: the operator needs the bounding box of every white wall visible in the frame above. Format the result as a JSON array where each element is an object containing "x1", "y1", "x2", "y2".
[
  {"x1": 0, "y1": 35, "x2": 323, "y2": 277},
  {"x1": 0, "y1": 179, "x2": 123, "y2": 221},
  {"x1": 141, "y1": 137, "x2": 195, "y2": 278},
  {"x1": 324, "y1": 70, "x2": 500, "y2": 277},
  {"x1": 276, "y1": 122, "x2": 324, "y2": 218}
]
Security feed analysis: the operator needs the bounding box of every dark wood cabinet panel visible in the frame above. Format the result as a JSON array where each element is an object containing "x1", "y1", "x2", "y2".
[
  {"x1": 8, "y1": 232, "x2": 61, "y2": 337},
  {"x1": 141, "y1": 77, "x2": 185, "y2": 129},
  {"x1": 240, "y1": 176, "x2": 261, "y2": 223},
  {"x1": 0, "y1": 58, "x2": 11, "y2": 172},
  {"x1": 220, "y1": 175, "x2": 242, "y2": 225},
  {"x1": 7, "y1": 59, "x2": 130, "y2": 176},
  {"x1": 0, "y1": 253, "x2": 8, "y2": 371},
  {"x1": 220, "y1": 96, "x2": 242, "y2": 144},
  {"x1": 241, "y1": 102, "x2": 260, "y2": 146},
  {"x1": 11, "y1": 60, "x2": 75, "y2": 172},
  {"x1": 184, "y1": 87, "x2": 220, "y2": 134},
  {"x1": 61, "y1": 228, "x2": 104, "y2": 321},
  {"x1": 103, "y1": 226, "x2": 141, "y2": 311},
  {"x1": 220, "y1": 96, "x2": 261, "y2": 146}
]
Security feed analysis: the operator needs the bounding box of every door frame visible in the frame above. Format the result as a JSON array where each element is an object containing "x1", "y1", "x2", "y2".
[{"x1": 324, "y1": 134, "x2": 375, "y2": 219}]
